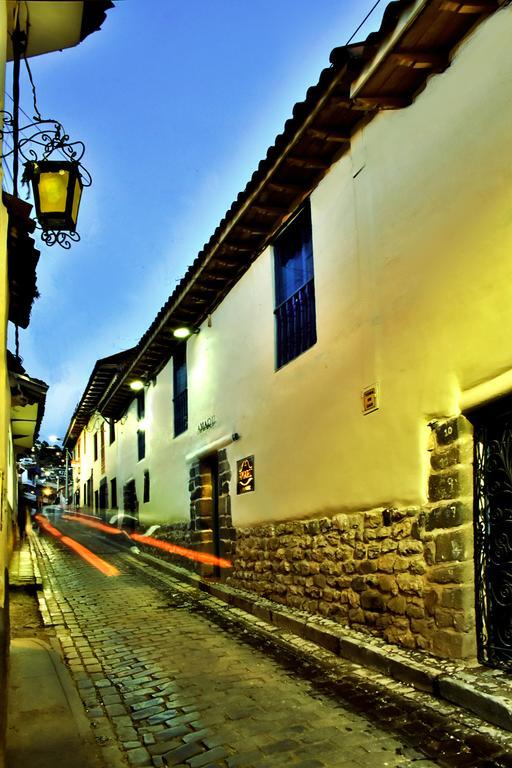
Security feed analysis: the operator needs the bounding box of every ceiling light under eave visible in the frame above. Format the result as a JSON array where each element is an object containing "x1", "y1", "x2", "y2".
[{"x1": 173, "y1": 327, "x2": 199, "y2": 339}]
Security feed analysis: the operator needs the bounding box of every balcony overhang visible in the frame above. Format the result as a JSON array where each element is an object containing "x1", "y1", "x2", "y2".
[
  {"x1": 8, "y1": 354, "x2": 48, "y2": 450},
  {"x1": 6, "y1": 0, "x2": 114, "y2": 61}
]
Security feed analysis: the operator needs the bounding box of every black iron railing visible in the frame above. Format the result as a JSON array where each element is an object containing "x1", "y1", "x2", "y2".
[
  {"x1": 275, "y1": 278, "x2": 316, "y2": 369},
  {"x1": 174, "y1": 389, "x2": 188, "y2": 436},
  {"x1": 474, "y1": 416, "x2": 512, "y2": 670},
  {"x1": 137, "y1": 429, "x2": 146, "y2": 461}
]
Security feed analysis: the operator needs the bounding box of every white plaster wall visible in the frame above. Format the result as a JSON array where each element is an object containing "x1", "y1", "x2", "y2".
[
  {"x1": 75, "y1": 7, "x2": 512, "y2": 530},
  {"x1": 180, "y1": 6, "x2": 512, "y2": 525}
]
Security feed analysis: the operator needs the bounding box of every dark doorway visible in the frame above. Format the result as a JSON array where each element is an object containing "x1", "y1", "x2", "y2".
[
  {"x1": 122, "y1": 479, "x2": 138, "y2": 530},
  {"x1": 471, "y1": 396, "x2": 512, "y2": 669},
  {"x1": 99, "y1": 478, "x2": 108, "y2": 520},
  {"x1": 86, "y1": 475, "x2": 93, "y2": 512}
]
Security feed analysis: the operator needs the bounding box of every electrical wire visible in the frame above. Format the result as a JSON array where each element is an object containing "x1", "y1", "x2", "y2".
[
  {"x1": 23, "y1": 52, "x2": 42, "y2": 121},
  {"x1": 4, "y1": 91, "x2": 71, "y2": 163},
  {"x1": 2, "y1": 136, "x2": 15, "y2": 191},
  {"x1": 2, "y1": 158, "x2": 14, "y2": 188},
  {"x1": 346, "y1": 0, "x2": 383, "y2": 45}
]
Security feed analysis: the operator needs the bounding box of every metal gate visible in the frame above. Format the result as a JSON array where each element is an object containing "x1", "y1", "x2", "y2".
[{"x1": 473, "y1": 399, "x2": 512, "y2": 669}]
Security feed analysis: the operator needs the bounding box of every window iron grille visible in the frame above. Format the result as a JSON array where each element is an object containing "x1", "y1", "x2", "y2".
[
  {"x1": 137, "y1": 429, "x2": 146, "y2": 461},
  {"x1": 173, "y1": 389, "x2": 188, "y2": 437},
  {"x1": 275, "y1": 278, "x2": 316, "y2": 369},
  {"x1": 143, "y1": 470, "x2": 150, "y2": 503},
  {"x1": 474, "y1": 415, "x2": 512, "y2": 670}
]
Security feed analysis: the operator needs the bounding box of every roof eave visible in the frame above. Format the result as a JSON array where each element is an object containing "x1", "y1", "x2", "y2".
[{"x1": 6, "y1": 1, "x2": 114, "y2": 61}]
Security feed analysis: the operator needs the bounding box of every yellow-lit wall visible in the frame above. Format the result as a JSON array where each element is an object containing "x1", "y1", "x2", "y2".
[
  {"x1": 0, "y1": 5, "x2": 12, "y2": 600},
  {"x1": 75, "y1": 7, "x2": 512, "y2": 530}
]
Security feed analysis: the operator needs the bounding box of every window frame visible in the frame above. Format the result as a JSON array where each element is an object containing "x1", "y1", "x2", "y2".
[
  {"x1": 110, "y1": 477, "x2": 118, "y2": 509},
  {"x1": 143, "y1": 470, "x2": 150, "y2": 503},
  {"x1": 137, "y1": 428, "x2": 146, "y2": 461},
  {"x1": 273, "y1": 201, "x2": 317, "y2": 369},
  {"x1": 136, "y1": 391, "x2": 145, "y2": 421},
  {"x1": 173, "y1": 344, "x2": 188, "y2": 437}
]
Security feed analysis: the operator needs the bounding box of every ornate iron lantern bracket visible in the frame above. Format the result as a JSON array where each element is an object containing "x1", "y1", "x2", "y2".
[
  {"x1": 0, "y1": 112, "x2": 92, "y2": 249},
  {"x1": 0, "y1": 11, "x2": 92, "y2": 249}
]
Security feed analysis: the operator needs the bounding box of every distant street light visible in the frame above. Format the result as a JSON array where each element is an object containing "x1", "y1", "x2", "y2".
[{"x1": 49, "y1": 436, "x2": 72, "y2": 504}]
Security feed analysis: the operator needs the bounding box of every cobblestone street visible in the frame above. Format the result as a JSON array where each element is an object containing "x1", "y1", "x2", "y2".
[{"x1": 30, "y1": 527, "x2": 512, "y2": 768}]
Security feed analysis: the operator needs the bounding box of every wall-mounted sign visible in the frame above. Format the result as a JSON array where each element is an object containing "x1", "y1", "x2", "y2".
[
  {"x1": 197, "y1": 416, "x2": 216, "y2": 434},
  {"x1": 237, "y1": 455, "x2": 255, "y2": 494},
  {"x1": 362, "y1": 384, "x2": 379, "y2": 415}
]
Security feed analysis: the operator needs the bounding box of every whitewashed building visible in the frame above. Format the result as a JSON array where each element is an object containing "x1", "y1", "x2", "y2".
[{"x1": 65, "y1": 0, "x2": 512, "y2": 667}]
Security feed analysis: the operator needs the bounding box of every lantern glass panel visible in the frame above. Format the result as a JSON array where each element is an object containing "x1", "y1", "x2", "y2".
[
  {"x1": 38, "y1": 169, "x2": 69, "y2": 214},
  {"x1": 71, "y1": 176, "x2": 82, "y2": 227}
]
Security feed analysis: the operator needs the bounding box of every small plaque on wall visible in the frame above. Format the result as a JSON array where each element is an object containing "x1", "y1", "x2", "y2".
[
  {"x1": 362, "y1": 384, "x2": 379, "y2": 414},
  {"x1": 237, "y1": 456, "x2": 255, "y2": 494}
]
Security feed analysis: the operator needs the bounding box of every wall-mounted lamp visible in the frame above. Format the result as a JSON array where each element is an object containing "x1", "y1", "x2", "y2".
[
  {"x1": 172, "y1": 327, "x2": 200, "y2": 339},
  {"x1": 129, "y1": 380, "x2": 145, "y2": 392},
  {"x1": 0, "y1": 15, "x2": 91, "y2": 248}
]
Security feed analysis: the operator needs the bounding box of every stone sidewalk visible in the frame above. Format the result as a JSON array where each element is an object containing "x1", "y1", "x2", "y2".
[
  {"x1": 8, "y1": 538, "x2": 109, "y2": 768},
  {"x1": 134, "y1": 548, "x2": 512, "y2": 734},
  {"x1": 27, "y1": 530, "x2": 512, "y2": 767}
]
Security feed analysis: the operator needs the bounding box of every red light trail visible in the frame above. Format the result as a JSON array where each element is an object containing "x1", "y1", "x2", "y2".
[
  {"x1": 62, "y1": 512, "x2": 232, "y2": 569},
  {"x1": 35, "y1": 514, "x2": 120, "y2": 577}
]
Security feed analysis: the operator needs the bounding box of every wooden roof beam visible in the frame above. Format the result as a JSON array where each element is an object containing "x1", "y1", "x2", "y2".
[
  {"x1": 328, "y1": 96, "x2": 373, "y2": 111},
  {"x1": 440, "y1": 0, "x2": 498, "y2": 12},
  {"x1": 200, "y1": 270, "x2": 233, "y2": 281},
  {"x1": 212, "y1": 258, "x2": 247, "y2": 269},
  {"x1": 168, "y1": 306, "x2": 196, "y2": 317},
  {"x1": 219, "y1": 240, "x2": 255, "y2": 253},
  {"x1": 188, "y1": 284, "x2": 218, "y2": 294},
  {"x1": 267, "y1": 181, "x2": 304, "y2": 195},
  {"x1": 286, "y1": 155, "x2": 330, "y2": 170},
  {"x1": 251, "y1": 204, "x2": 289, "y2": 217},
  {"x1": 391, "y1": 49, "x2": 449, "y2": 70},
  {"x1": 307, "y1": 128, "x2": 351, "y2": 143},
  {"x1": 354, "y1": 95, "x2": 412, "y2": 109},
  {"x1": 234, "y1": 225, "x2": 267, "y2": 237}
]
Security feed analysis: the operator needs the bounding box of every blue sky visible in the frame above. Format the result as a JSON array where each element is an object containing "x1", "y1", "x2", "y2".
[{"x1": 8, "y1": 0, "x2": 386, "y2": 440}]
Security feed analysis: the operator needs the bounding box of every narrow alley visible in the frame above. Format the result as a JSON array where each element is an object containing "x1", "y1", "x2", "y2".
[{"x1": 8, "y1": 518, "x2": 512, "y2": 768}]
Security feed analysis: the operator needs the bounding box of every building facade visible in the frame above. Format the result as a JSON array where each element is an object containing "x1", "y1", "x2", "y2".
[{"x1": 66, "y1": 1, "x2": 512, "y2": 668}]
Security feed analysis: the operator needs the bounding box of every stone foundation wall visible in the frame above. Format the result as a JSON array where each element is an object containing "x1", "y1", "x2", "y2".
[
  {"x1": 227, "y1": 507, "x2": 430, "y2": 650},
  {"x1": 147, "y1": 522, "x2": 194, "y2": 569},
  {"x1": 227, "y1": 416, "x2": 477, "y2": 661}
]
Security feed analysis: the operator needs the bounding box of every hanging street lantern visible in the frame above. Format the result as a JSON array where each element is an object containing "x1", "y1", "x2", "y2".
[
  {"x1": 0, "y1": 14, "x2": 91, "y2": 249},
  {"x1": 23, "y1": 160, "x2": 83, "y2": 233}
]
